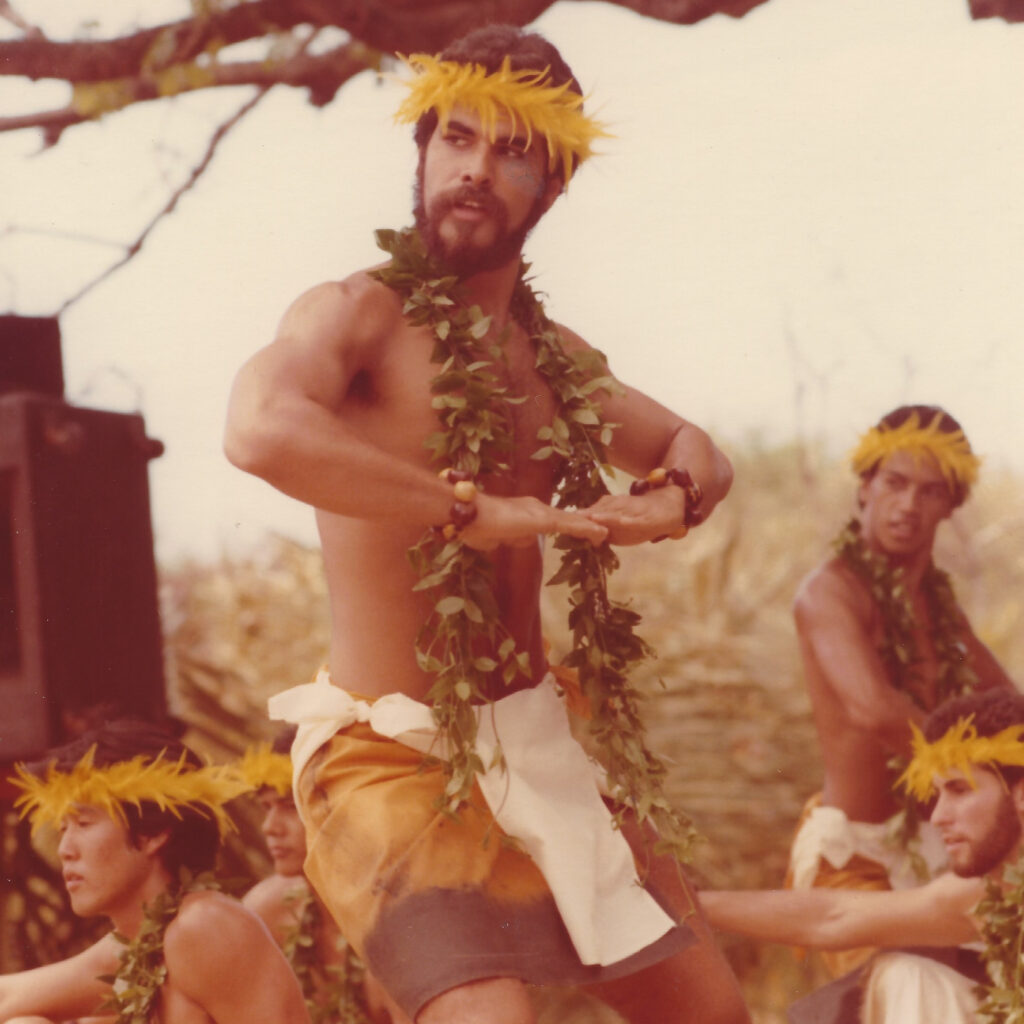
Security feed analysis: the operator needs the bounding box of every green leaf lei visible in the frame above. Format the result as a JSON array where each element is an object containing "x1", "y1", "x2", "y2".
[
  {"x1": 834, "y1": 518, "x2": 980, "y2": 846},
  {"x1": 833, "y1": 518, "x2": 978, "y2": 709},
  {"x1": 974, "y1": 854, "x2": 1024, "y2": 1024},
  {"x1": 281, "y1": 887, "x2": 372, "y2": 1024},
  {"x1": 98, "y1": 871, "x2": 221, "y2": 1024},
  {"x1": 371, "y1": 227, "x2": 697, "y2": 862}
]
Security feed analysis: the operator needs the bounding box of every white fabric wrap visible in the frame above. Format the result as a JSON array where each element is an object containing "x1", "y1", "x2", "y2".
[
  {"x1": 788, "y1": 803, "x2": 949, "y2": 891},
  {"x1": 860, "y1": 952, "x2": 980, "y2": 1024},
  {"x1": 268, "y1": 670, "x2": 676, "y2": 967}
]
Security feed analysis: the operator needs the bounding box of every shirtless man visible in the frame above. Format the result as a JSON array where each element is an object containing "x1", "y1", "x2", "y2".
[
  {"x1": 225, "y1": 23, "x2": 746, "y2": 1024},
  {"x1": 0, "y1": 719, "x2": 308, "y2": 1024},
  {"x1": 239, "y1": 733, "x2": 382, "y2": 1023},
  {"x1": 702, "y1": 687, "x2": 1024, "y2": 1023},
  {"x1": 789, "y1": 405, "x2": 1014, "y2": 974}
]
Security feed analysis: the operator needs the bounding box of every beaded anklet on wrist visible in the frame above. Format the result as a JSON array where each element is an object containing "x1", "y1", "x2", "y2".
[{"x1": 629, "y1": 467, "x2": 704, "y2": 541}]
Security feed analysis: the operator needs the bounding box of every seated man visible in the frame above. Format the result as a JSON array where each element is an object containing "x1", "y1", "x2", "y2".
[
  {"x1": 0, "y1": 718, "x2": 309, "y2": 1024},
  {"x1": 238, "y1": 732, "x2": 384, "y2": 1023},
  {"x1": 789, "y1": 405, "x2": 1013, "y2": 975},
  {"x1": 701, "y1": 688, "x2": 1024, "y2": 1024}
]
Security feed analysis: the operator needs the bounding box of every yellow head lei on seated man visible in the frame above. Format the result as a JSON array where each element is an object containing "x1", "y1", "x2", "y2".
[
  {"x1": 9, "y1": 746, "x2": 249, "y2": 836},
  {"x1": 394, "y1": 53, "x2": 609, "y2": 185},
  {"x1": 849, "y1": 409, "x2": 980, "y2": 496},
  {"x1": 234, "y1": 743, "x2": 293, "y2": 796},
  {"x1": 898, "y1": 716, "x2": 1024, "y2": 801}
]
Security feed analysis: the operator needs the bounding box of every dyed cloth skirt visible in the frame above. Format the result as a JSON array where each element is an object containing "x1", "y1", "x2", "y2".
[{"x1": 296, "y1": 715, "x2": 694, "y2": 1017}]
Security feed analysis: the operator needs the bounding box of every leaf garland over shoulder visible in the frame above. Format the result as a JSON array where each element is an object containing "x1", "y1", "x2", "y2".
[
  {"x1": 99, "y1": 871, "x2": 221, "y2": 1024},
  {"x1": 834, "y1": 518, "x2": 980, "y2": 848},
  {"x1": 282, "y1": 887, "x2": 372, "y2": 1024},
  {"x1": 974, "y1": 855, "x2": 1024, "y2": 1024},
  {"x1": 371, "y1": 227, "x2": 697, "y2": 862}
]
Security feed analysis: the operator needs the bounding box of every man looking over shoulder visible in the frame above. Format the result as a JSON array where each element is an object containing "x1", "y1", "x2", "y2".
[
  {"x1": 225, "y1": 23, "x2": 744, "y2": 1024},
  {"x1": 701, "y1": 688, "x2": 1024, "y2": 1024},
  {"x1": 0, "y1": 718, "x2": 309, "y2": 1024},
  {"x1": 789, "y1": 405, "x2": 1014, "y2": 974}
]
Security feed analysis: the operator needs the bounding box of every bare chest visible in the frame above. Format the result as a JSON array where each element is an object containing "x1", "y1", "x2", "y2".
[
  {"x1": 355, "y1": 317, "x2": 562, "y2": 496},
  {"x1": 868, "y1": 592, "x2": 944, "y2": 709}
]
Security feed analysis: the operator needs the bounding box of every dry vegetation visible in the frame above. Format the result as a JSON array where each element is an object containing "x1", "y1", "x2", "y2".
[{"x1": 153, "y1": 442, "x2": 1024, "y2": 1021}]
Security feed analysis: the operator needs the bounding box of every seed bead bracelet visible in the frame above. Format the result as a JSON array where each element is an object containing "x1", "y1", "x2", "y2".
[
  {"x1": 629, "y1": 467, "x2": 704, "y2": 541},
  {"x1": 436, "y1": 468, "x2": 479, "y2": 540}
]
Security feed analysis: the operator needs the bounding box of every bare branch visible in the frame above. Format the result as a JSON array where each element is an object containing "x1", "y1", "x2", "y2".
[
  {"x1": 56, "y1": 88, "x2": 270, "y2": 316},
  {"x1": 0, "y1": 42, "x2": 373, "y2": 137}
]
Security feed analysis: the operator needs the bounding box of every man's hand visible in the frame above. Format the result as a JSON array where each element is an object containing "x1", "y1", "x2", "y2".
[
  {"x1": 461, "y1": 494, "x2": 608, "y2": 551},
  {"x1": 583, "y1": 487, "x2": 688, "y2": 546}
]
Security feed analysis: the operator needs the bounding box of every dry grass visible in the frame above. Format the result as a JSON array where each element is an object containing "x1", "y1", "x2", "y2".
[{"x1": 160, "y1": 443, "x2": 1024, "y2": 1022}]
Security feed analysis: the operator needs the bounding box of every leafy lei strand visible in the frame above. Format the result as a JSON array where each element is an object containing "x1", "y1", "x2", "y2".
[
  {"x1": 834, "y1": 519, "x2": 979, "y2": 847},
  {"x1": 282, "y1": 888, "x2": 372, "y2": 1024},
  {"x1": 98, "y1": 872, "x2": 220, "y2": 1024},
  {"x1": 833, "y1": 519, "x2": 978, "y2": 708},
  {"x1": 371, "y1": 227, "x2": 697, "y2": 862},
  {"x1": 974, "y1": 854, "x2": 1024, "y2": 1024}
]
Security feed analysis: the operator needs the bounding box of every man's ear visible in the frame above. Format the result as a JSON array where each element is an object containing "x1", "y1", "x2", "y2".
[
  {"x1": 1011, "y1": 778, "x2": 1024, "y2": 818},
  {"x1": 540, "y1": 173, "x2": 563, "y2": 213},
  {"x1": 138, "y1": 829, "x2": 171, "y2": 857}
]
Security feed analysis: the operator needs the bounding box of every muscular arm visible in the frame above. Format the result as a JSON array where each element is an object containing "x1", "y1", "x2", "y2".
[
  {"x1": 0, "y1": 934, "x2": 117, "y2": 1022},
  {"x1": 165, "y1": 893, "x2": 308, "y2": 1024},
  {"x1": 699, "y1": 873, "x2": 982, "y2": 950},
  {"x1": 225, "y1": 276, "x2": 606, "y2": 549},
  {"x1": 959, "y1": 613, "x2": 1018, "y2": 692},
  {"x1": 795, "y1": 565, "x2": 926, "y2": 748},
  {"x1": 557, "y1": 328, "x2": 732, "y2": 545}
]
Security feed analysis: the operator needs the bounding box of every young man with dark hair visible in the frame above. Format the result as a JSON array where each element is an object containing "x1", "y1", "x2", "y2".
[
  {"x1": 702, "y1": 688, "x2": 1024, "y2": 1023},
  {"x1": 0, "y1": 719, "x2": 309, "y2": 1024},
  {"x1": 239, "y1": 731, "x2": 383, "y2": 1024},
  {"x1": 225, "y1": 23, "x2": 745, "y2": 1024},
  {"x1": 788, "y1": 404, "x2": 1015, "y2": 976}
]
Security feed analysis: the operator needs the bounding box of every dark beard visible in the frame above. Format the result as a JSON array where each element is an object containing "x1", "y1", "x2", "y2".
[
  {"x1": 952, "y1": 794, "x2": 1022, "y2": 877},
  {"x1": 412, "y1": 172, "x2": 548, "y2": 277}
]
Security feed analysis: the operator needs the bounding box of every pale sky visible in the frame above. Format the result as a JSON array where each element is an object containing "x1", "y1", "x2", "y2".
[{"x1": 2, "y1": 0, "x2": 1022, "y2": 562}]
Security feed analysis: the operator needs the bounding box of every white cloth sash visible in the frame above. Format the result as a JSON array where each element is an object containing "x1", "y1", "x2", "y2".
[{"x1": 269, "y1": 670, "x2": 676, "y2": 967}]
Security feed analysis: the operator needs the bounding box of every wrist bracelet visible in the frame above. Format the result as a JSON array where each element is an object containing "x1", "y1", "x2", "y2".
[
  {"x1": 629, "y1": 467, "x2": 704, "y2": 541},
  {"x1": 436, "y1": 468, "x2": 478, "y2": 540}
]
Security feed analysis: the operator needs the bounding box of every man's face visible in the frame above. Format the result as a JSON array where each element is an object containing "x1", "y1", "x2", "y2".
[
  {"x1": 414, "y1": 104, "x2": 561, "y2": 275},
  {"x1": 257, "y1": 788, "x2": 307, "y2": 877},
  {"x1": 58, "y1": 804, "x2": 157, "y2": 919},
  {"x1": 857, "y1": 449, "x2": 954, "y2": 560},
  {"x1": 930, "y1": 766, "x2": 1023, "y2": 877}
]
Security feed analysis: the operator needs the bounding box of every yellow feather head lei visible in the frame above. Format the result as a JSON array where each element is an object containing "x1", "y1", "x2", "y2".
[
  {"x1": 849, "y1": 409, "x2": 980, "y2": 497},
  {"x1": 394, "y1": 53, "x2": 609, "y2": 184},
  {"x1": 9, "y1": 746, "x2": 250, "y2": 836},
  {"x1": 898, "y1": 716, "x2": 1024, "y2": 801},
  {"x1": 234, "y1": 743, "x2": 293, "y2": 796}
]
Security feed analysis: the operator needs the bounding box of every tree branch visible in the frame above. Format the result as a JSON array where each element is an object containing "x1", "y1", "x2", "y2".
[{"x1": 56, "y1": 88, "x2": 270, "y2": 316}]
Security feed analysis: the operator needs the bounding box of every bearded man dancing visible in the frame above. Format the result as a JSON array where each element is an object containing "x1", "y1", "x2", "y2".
[
  {"x1": 788, "y1": 405, "x2": 1015, "y2": 976},
  {"x1": 225, "y1": 23, "x2": 748, "y2": 1024}
]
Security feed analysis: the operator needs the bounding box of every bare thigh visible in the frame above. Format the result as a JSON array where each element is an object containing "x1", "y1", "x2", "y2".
[
  {"x1": 416, "y1": 978, "x2": 535, "y2": 1024},
  {"x1": 585, "y1": 818, "x2": 751, "y2": 1024}
]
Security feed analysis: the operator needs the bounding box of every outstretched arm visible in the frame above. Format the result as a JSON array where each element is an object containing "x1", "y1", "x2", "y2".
[
  {"x1": 0, "y1": 934, "x2": 117, "y2": 1022},
  {"x1": 699, "y1": 873, "x2": 982, "y2": 951}
]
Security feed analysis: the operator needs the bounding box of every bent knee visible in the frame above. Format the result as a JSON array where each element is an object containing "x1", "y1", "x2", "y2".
[{"x1": 417, "y1": 977, "x2": 535, "y2": 1024}]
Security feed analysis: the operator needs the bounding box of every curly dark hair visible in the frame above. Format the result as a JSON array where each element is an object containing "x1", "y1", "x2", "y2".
[
  {"x1": 925, "y1": 689, "x2": 1024, "y2": 787},
  {"x1": 859, "y1": 403, "x2": 974, "y2": 506},
  {"x1": 26, "y1": 717, "x2": 220, "y2": 877},
  {"x1": 412, "y1": 24, "x2": 583, "y2": 182}
]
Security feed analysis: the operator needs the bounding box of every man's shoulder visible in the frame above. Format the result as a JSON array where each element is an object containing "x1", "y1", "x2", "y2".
[
  {"x1": 165, "y1": 889, "x2": 269, "y2": 963},
  {"x1": 794, "y1": 556, "x2": 873, "y2": 622},
  {"x1": 242, "y1": 873, "x2": 309, "y2": 920}
]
